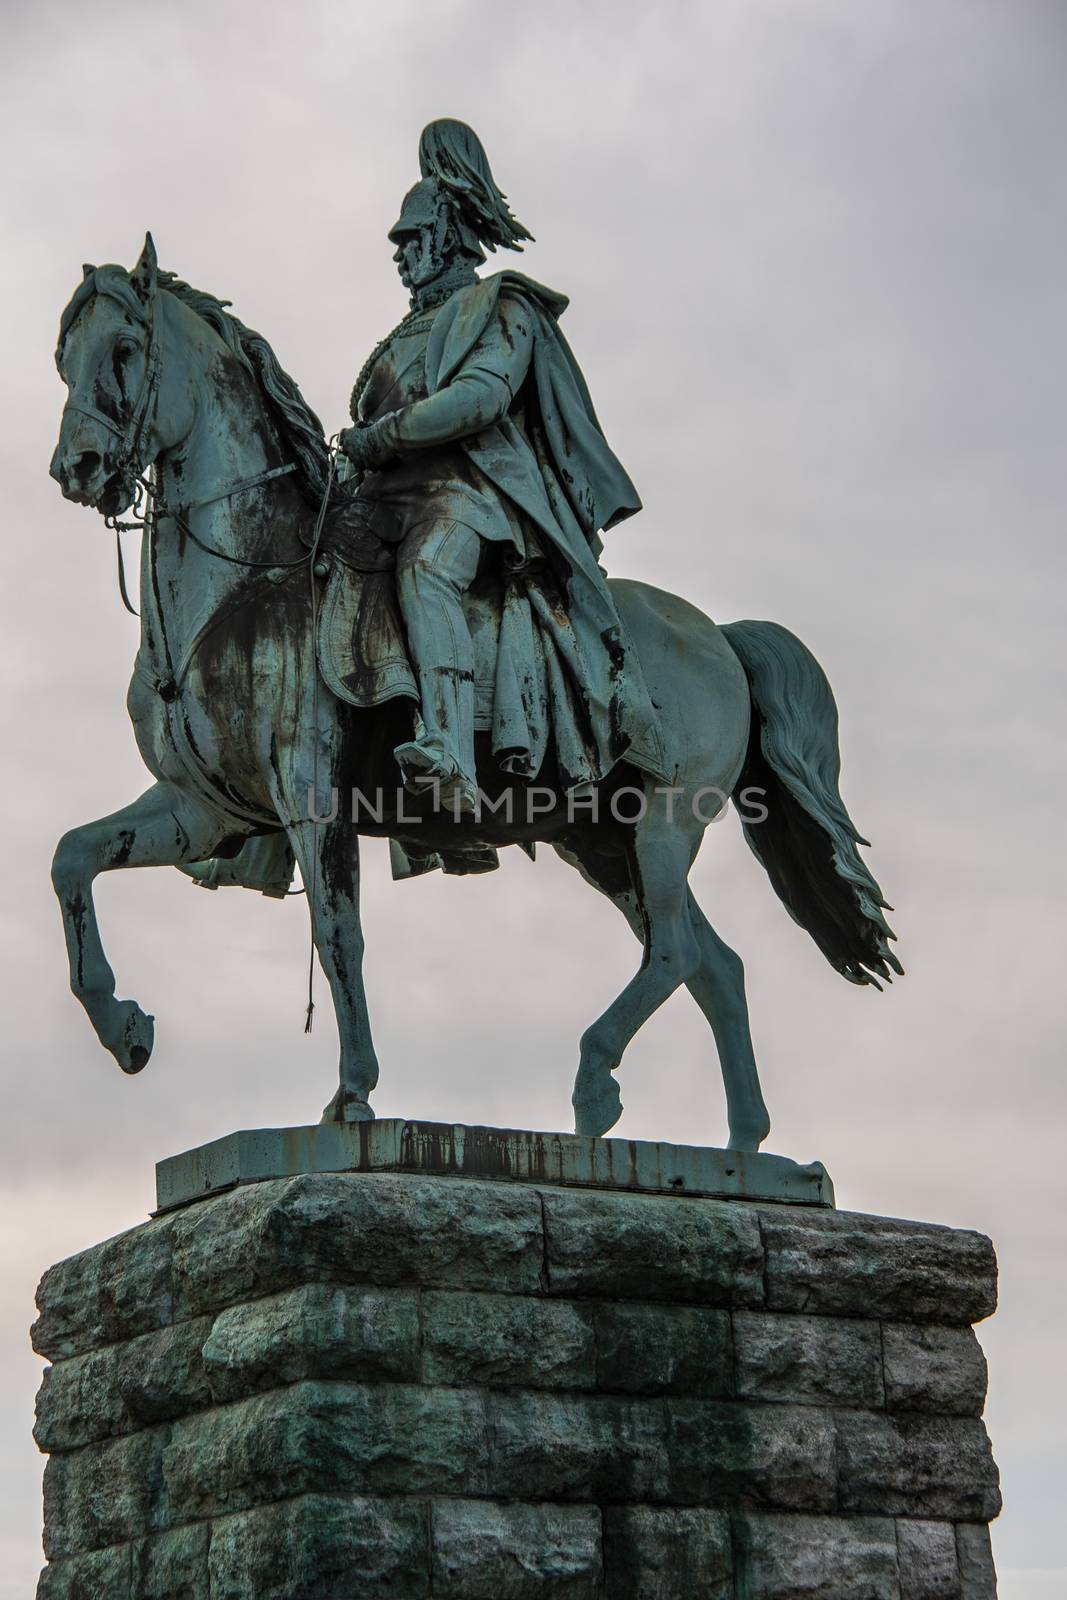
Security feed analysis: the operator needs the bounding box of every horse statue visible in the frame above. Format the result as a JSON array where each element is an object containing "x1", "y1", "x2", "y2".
[{"x1": 48, "y1": 235, "x2": 901, "y2": 1147}]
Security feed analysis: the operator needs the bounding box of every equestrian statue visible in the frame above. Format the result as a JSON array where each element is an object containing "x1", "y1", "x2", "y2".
[{"x1": 48, "y1": 119, "x2": 901, "y2": 1144}]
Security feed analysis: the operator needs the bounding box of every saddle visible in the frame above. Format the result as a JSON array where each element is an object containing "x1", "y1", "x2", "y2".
[
  {"x1": 314, "y1": 502, "x2": 417, "y2": 709},
  {"x1": 315, "y1": 497, "x2": 576, "y2": 791}
]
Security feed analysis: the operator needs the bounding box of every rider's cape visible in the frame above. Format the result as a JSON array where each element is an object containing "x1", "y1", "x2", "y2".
[
  {"x1": 320, "y1": 271, "x2": 668, "y2": 791},
  {"x1": 432, "y1": 270, "x2": 639, "y2": 551}
]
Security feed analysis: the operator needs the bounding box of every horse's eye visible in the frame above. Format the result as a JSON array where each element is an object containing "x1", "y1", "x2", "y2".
[{"x1": 115, "y1": 336, "x2": 139, "y2": 358}]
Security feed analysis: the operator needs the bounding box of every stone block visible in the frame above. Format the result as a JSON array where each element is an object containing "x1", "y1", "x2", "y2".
[
  {"x1": 835, "y1": 1413, "x2": 1001, "y2": 1521},
  {"x1": 36, "y1": 1545, "x2": 132, "y2": 1600},
  {"x1": 172, "y1": 1174, "x2": 544, "y2": 1315},
  {"x1": 33, "y1": 1214, "x2": 178, "y2": 1361},
  {"x1": 35, "y1": 1347, "x2": 122, "y2": 1454},
  {"x1": 596, "y1": 1303, "x2": 733, "y2": 1396},
  {"x1": 208, "y1": 1493, "x2": 429, "y2": 1599},
  {"x1": 542, "y1": 1188, "x2": 764, "y2": 1305},
  {"x1": 43, "y1": 1426, "x2": 171, "y2": 1558},
  {"x1": 485, "y1": 1390, "x2": 670, "y2": 1502},
  {"x1": 732, "y1": 1311, "x2": 884, "y2": 1408},
  {"x1": 735, "y1": 1512, "x2": 899, "y2": 1598},
  {"x1": 36, "y1": 1319, "x2": 214, "y2": 1453},
  {"x1": 603, "y1": 1506, "x2": 732, "y2": 1598},
  {"x1": 131, "y1": 1522, "x2": 211, "y2": 1600},
  {"x1": 895, "y1": 1520, "x2": 961, "y2": 1598},
  {"x1": 757, "y1": 1208, "x2": 997, "y2": 1324},
  {"x1": 667, "y1": 1400, "x2": 837, "y2": 1511},
  {"x1": 883, "y1": 1324, "x2": 987, "y2": 1416},
  {"x1": 432, "y1": 1498, "x2": 602, "y2": 1598},
  {"x1": 164, "y1": 1381, "x2": 488, "y2": 1521},
  {"x1": 423, "y1": 1289, "x2": 595, "y2": 1389},
  {"x1": 202, "y1": 1284, "x2": 419, "y2": 1401},
  {"x1": 955, "y1": 1523, "x2": 997, "y2": 1598}
]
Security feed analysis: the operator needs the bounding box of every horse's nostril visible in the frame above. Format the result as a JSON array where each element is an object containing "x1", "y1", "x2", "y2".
[{"x1": 71, "y1": 450, "x2": 103, "y2": 482}]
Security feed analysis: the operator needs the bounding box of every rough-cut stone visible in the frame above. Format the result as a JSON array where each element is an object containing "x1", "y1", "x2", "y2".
[
  {"x1": 757, "y1": 1207, "x2": 997, "y2": 1325},
  {"x1": 485, "y1": 1390, "x2": 669, "y2": 1502},
  {"x1": 431, "y1": 1498, "x2": 602, "y2": 1598},
  {"x1": 836, "y1": 1413, "x2": 1001, "y2": 1521},
  {"x1": 131, "y1": 1522, "x2": 211, "y2": 1600},
  {"x1": 173, "y1": 1173, "x2": 544, "y2": 1315},
  {"x1": 33, "y1": 1166, "x2": 1000, "y2": 1596},
  {"x1": 33, "y1": 1214, "x2": 178, "y2": 1361},
  {"x1": 735, "y1": 1512, "x2": 900, "y2": 1598},
  {"x1": 36, "y1": 1319, "x2": 213, "y2": 1454},
  {"x1": 542, "y1": 1188, "x2": 764, "y2": 1304},
  {"x1": 165, "y1": 1381, "x2": 488, "y2": 1520},
  {"x1": 603, "y1": 1506, "x2": 732, "y2": 1598},
  {"x1": 955, "y1": 1523, "x2": 997, "y2": 1598},
  {"x1": 208, "y1": 1494, "x2": 429, "y2": 1599},
  {"x1": 35, "y1": 1346, "x2": 123, "y2": 1455},
  {"x1": 422, "y1": 1290, "x2": 595, "y2": 1389},
  {"x1": 203, "y1": 1285, "x2": 419, "y2": 1400},
  {"x1": 36, "y1": 1544, "x2": 132, "y2": 1600},
  {"x1": 883, "y1": 1324, "x2": 987, "y2": 1416},
  {"x1": 596, "y1": 1304, "x2": 733, "y2": 1396},
  {"x1": 43, "y1": 1426, "x2": 171, "y2": 1558},
  {"x1": 895, "y1": 1519, "x2": 960, "y2": 1598},
  {"x1": 667, "y1": 1401, "x2": 837, "y2": 1510},
  {"x1": 732, "y1": 1311, "x2": 884, "y2": 1408}
]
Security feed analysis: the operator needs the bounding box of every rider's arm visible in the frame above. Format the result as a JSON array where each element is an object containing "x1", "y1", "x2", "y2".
[{"x1": 365, "y1": 295, "x2": 534, "y2": 458}]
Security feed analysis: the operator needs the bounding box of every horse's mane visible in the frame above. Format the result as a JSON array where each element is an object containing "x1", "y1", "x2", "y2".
[{"x1": 57, "y1": 264, "x2": 333, "y2": 507}]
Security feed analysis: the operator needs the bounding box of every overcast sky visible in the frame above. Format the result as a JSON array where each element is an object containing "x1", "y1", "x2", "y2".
[{"x1": 2, "y1": 1, "x2": 1065, "y2": 1593}]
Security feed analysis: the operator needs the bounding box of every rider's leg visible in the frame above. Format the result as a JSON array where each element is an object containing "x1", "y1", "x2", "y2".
[{"x1": 394, "y1": 517, "x2": 482, "y2": 807}]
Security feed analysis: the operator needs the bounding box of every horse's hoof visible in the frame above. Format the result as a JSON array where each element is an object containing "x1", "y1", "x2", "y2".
[
  {"x1": 320, "y1": 1088, "x2": 376, "y2": 1125},
  {"x1": 726, "y1": 1113, "x2": 771, "y2": 1153},
  {"x1": 572, "y1": 1073, "x2": 624, "y2": 1138},
  {"x1": 111, "y1": 1000, "x2": 154, "y2": 1075}
]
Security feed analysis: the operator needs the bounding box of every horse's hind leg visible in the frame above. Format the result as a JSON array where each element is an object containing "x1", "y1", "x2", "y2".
[
  {"x1": 685, "y1": 890, "x2": 770, "y2": 1151},
  {"x1": 570, "y1": 813, "x2": 701, "y2": 1138},
  {"x1": 51, "y1": 781, "x2": 234, "y2": 1072},
  {"x1": 284, "y1": 816, "x2": 379, "y2": 1125}
]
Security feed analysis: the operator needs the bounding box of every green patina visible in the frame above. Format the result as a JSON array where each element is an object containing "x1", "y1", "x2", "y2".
[{"x1": 48, "y1": 120, "x2": 900, "y2": 1144}]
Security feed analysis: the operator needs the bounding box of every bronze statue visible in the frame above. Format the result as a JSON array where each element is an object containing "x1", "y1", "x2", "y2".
[{"x1": 47, "y1": 121, "x2": 900, "y2": 1145}]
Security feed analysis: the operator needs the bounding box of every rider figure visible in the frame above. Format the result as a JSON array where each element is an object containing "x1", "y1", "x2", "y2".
[{"x1": 340, "y1": 119, "x2": 662, "y2": 813}]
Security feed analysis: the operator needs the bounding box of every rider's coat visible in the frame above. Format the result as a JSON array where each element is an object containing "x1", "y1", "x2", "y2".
[{"x1": 350, "y1": 271, "x2": 667, "y2": 787}]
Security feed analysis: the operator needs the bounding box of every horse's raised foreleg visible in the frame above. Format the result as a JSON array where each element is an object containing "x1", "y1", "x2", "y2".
[
  {"x1": 284, "y1": 815, "x2": 379, "y2": 1125},
  {"x1": 571, "y1": 815, "x2": 701, "y2": 1137},
  {"x1": 51, "y1": 782, "x2": 236, "y2": 1072},
  {"x1": 685, "y1": 890, "x2": 771, "y2": 1151}
]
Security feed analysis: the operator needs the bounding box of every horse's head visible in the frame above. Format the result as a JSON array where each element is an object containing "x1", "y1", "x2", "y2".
[{"x1": 51, "y1": 233, "x2": 169, "y2": 519}]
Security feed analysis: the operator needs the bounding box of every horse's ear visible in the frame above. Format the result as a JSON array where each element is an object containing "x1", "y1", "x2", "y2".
[
  {"x1": 81, "y1": 263, "x2": 94, "y2": 279},
  {"x1": 131, "y1": 232, "x2": 158, "y2": 301}
]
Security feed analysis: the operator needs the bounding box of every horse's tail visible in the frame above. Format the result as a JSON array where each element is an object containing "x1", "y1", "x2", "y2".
[{"x1": 720, "y1": 619, "x2": 903, "y2": 988}]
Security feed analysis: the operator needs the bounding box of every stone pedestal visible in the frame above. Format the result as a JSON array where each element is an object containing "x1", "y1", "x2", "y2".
[{"x1": 33, "y1": 1127, "x2": 1000, "y2": 1598}]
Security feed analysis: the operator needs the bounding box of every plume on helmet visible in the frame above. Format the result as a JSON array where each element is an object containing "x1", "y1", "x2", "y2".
[{"x1": 418, "y1": 119, "x2": 533, "y2": 253}]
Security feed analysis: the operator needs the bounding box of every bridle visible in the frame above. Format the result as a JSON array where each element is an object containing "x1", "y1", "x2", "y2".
[
  {"x1": 62, "y1": 292, "x2": 164, "y2": 514},
  {"x1": 61, "y1": 290, "x2": 321, "y2": 613}
]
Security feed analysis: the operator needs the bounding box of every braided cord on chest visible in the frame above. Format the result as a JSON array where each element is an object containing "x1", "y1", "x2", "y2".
[{"x1": 348, "y1": 297, "x2": 449, "y2": 422}]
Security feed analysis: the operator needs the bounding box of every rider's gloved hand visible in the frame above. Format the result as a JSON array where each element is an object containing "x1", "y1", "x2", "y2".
[{"x1": 339, "y1": 417, "x2": 397, "y2": 471}]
